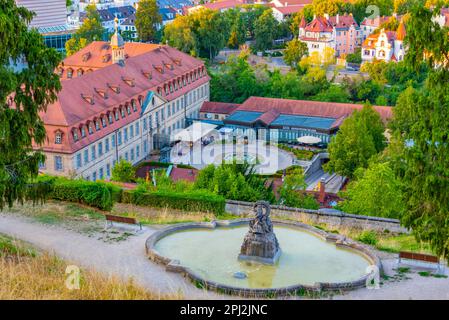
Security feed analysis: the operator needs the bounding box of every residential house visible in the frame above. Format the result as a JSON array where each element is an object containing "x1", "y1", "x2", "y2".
[{"x1": 361, "y1": 20, "x2": 406, "y2": 63}]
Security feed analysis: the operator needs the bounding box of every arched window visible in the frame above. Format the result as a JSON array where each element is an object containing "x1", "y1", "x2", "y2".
[
  {"x1": 95, "y1": 120, "x2": 100, "y2": 131},
  {"x1": 127, "y1": 105, "x2": 131, "y2": 115},
  {"x1": 101, "y1": 117, "x2": 107, "y2": 127},
  {"x1": 55, "y1": 131, "x2": 63, "y2": 144},
  {"x1": 80, "y1": 126, "x2": 86, "y2": 138},
  {"x1": 131, "y1": 100, "x2": 137, "y2": 112},
  {"x1": 121, "y1": 107, "x2": 125, "y2": 118},
  {"x1": 67, "y1": 68, "x2": 73, "y2": 79},
  {"x1": 108, "y1": 112, "x2": 113, "y2": 124}
]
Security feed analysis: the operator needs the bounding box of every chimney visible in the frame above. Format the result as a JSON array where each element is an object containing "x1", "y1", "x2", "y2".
[
  {"x1": 318, "y1": 177, "x2": 326, "y2": 204},
  {"x1": 324, "y1": 13, "x2": 329, "y2": 20},
  {"x1": 336, "y1": 14, "x2": 339, "y2": 24}
]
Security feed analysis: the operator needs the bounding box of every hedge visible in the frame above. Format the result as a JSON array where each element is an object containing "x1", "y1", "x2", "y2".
[
  {"x1": 121, "y1": 189, "x2": 225, "y2": 215},
  {"x1": 34, "y1": 176, "x2": 120, "y2": 211}
]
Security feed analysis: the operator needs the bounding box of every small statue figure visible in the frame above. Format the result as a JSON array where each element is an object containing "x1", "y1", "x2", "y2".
[{"x1": 238, "y1": 201, "x2": 281, "y2": 264}]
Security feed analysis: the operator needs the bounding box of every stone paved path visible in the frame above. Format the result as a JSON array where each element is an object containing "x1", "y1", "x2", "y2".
[{"x1": 0, "y1": 213, "x2": 448, "y2": 300}]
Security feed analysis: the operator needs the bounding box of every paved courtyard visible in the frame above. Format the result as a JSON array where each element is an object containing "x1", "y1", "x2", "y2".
[{"x1": 170, "y1": 142, "x2": 295, "y2": 174}]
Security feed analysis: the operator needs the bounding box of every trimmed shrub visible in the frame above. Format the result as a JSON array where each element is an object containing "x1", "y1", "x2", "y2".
[
  {"x1": 34, "y1": 176, "x2": 115, "y2": 211},
  {"x1": 122, "y1": 189, "x2": 225, "y2": 216}
]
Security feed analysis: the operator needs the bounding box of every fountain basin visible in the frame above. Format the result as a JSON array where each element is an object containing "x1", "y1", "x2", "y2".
[{"x1": 145, "y1": 219, "x2": 381, "y2": 297}]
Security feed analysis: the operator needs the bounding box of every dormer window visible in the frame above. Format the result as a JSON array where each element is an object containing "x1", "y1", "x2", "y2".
[
  {"x1": 102, "y1": 54, "x2": 111, "y2": 63},
  {"x1": 108, "y1": 113, "x2": 113, "y2": 124},
  {"x1": 107, "y1": 83, "x2": 120, "y2": 94},
  {"x1": 80, "y1": 126, "x2": 86, "y2": 138},
  {"x1": 77, "y1": 69, "x2": 84, "y2": 77},
  {"x1": 121, "y1": 108, "x2": 125, "y2": 118},
  {"x1": 127, "y1": 105, "x2": 131, "y2": 115},
  {"x1": 67, "y1": 68, "x2": 73, "y2": 79},
  {"x1": 170, "y1": 84, "x2": 173, "y2": 93},
  {"x1": 95, "y1": 88, "x2": 108, "y2": 99},
  {"x1": 115, "y1": 110, "x2": 120, "y2": 121},
  {"x1": 183, "y1": 76, "x2": 186, "y2": 86},
  {"x1": 58, "y1": 68, "x2": 64, "y2": 77},
  {"x1": 132, "y1": 100, "x2": 137, "y2": 112},
  {"x1": 88, "y1": 123, "x2": 93, "y2": 134},
  {"x1": 174, "y1": 81, "x2": 177, "y2": 90},
  {"x1": 141, "y1": 70, "x2": 152, "y2": 79},
  {"x1": 72, "y1": 129, "x2": 79, "y2": 142},
  {"x1": 81, "y1": 94, "x2": 94, "y2": 105},
  {"x1": 101, "y1": 117, "x2": 107, "y2": 127},
  {"x1": 122, "y1": 76, "x2": 135, "y2": 87},
  {"x1": 138, "y1": 96, "x2": 143, "y2": 106},
  {"x1": 82, "y1": 52, "x2": 91, "y2": 62},
  {"x1": 55, "y1": 131, "x2": 63, "y2": 144},
  {"x1": 95, "y1": 120, "x2": 100, "y2": 131}
]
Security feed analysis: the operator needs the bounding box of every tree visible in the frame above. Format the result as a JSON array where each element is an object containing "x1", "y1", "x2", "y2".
[
  {"x1": 65, "y1": 4, "x2": 104, "y2": 55},
  {"x1": 194, "y1": 163, "x2": 275, "y2": 202},
  {"x1": 326, "y1": 104, "x2": 386, "y2": 178},
  {"x1": 190, "y1": 8, "x2": 228, "y2": 60},
  {"x1": 290, "y1": 6, "x2": 314, "y2": 37},
  {"x1": 135, "y1": 0, "x2": 162, "y2": 42},
  {"x1": 279, "y1": 168, "x2": 319, "y2": 209},
  {"x1": 346, "y1": 47, "x2": 362, "y2": 64},
  {"x1": 311, "y1": 0, "x2": 347, "y2": 16},
  {"x1": 111, "y1": 159, "x2": 135, "y2": 182},
  {"x1": 65, "y1": 37, "x2": 88, "y2": 56},
  {"x1": 387, "y1": 4, "x2": 449, "y2": 262},
  {"x1": 163, "y1": 15, "x2": 197, "y2": 55},
  {"x1": 339, "y1": 161, "x2": 405, "y2": 218},
  {"x1": 254, "y1": 10, "x2": 277, "y2": 52},
  {"x1": 283, "y1": 39, "x2": 308, "y2": 69},
  {"x1": 0, "y1": 1, "x2": 61, "y2": 209}
]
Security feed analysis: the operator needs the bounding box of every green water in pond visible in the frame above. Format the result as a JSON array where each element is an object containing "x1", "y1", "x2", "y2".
[{"x1": 154, "y1": 225, "x2": 371, "y2": 289}]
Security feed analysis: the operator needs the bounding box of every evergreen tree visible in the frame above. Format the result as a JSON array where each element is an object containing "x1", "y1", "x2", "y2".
[
  {"x1": 0, "y1": 0, "x2": 61, "y2": 209},
  {"x1": 388, "y1": 4, "x2": 449, "y2": 261}
]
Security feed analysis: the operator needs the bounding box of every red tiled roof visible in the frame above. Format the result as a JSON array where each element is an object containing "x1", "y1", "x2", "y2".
[
  {"x1": 234, "y1": 96, "x2": 392, "y2": 123},
  {"x1": 273, "y1": 0, "x2": 312, "y2": 6},
  {"x1": 361, "y1": 15, "x2": 390, "y2": 27},
  {"x1": 39, "y1": 45, "x2": 209, "y2": 154},
  {"x1": 169, "y1": 167, "x2": 198, "y2": 183},
  {"x1": 62, "y1": 41, "x2": 160, "y2": 70},
  {"x1": 328, "y1": 14, "x2": 358, "y2": 29},
  {"x1": 305, "y1": 16, "x2": 333, "y2": 33},
  {"x1": 273, "y1": 5, "x2": 304, "y2": 15},
  {"x1": 200, "y1": 0, "x2": 243, "y2": 10},
  {"x1": 200, "y1": 101, "x2": 240, "y2": 114}
]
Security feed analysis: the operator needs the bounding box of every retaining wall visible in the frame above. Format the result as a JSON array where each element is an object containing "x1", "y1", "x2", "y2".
[{"x1": 225, "y1": 200, "x2": 408, "y2": 233}]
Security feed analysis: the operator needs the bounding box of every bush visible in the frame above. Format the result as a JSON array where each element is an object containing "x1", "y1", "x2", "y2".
[
  {"x1": 357, "y1": 231, "x2": 378, "y2": 246},
  {"x1": 135, "y1": 161, "x2": 171, "y2": 169},
  {"x1": 111, "y1": 159, "x2": 135, "y2": 182},
  {"x1": 278, "y1": 144, "x2": 315, "y2": 160},
  {"x1": 34, "y1": 176, "x2": 115, "y2": 211},
  {"x1": 122, "y1": 189, "x2": 225, "y2": 216}
]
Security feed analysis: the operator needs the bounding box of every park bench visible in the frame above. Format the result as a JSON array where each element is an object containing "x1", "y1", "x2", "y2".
[
  {"x1": 398, "y1": 251, "x2": 443, "y2": 273},
  {"x1": 104, "y1": 214, "x2": 142, "y2": 232}
]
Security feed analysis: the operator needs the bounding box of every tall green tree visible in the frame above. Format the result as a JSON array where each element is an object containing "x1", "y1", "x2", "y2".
[
  {"x1": 326, "y1": 104, "x2": 386, "y2": 178},
  {"x1": 65, "y1": 4, "x2": 104, "y2": 55},
  {"x1": 340, "y1": 161, "x2": 405, "y2": 218},
  {"x1": 388, "y1": 4, "x2": 449, "y2": 261},
  {"x1": 0, "y1": 1, "x2": 61, "y2": 209},
  {"x1": 254, "y1": 10, "x2": 277, "y2": 52},
  {"x1": 135, "y1": 0, "x2": 162, "y2": 42},
  {"x1": 283, "y1": 39, "x2": 308, "y2": 69},
  {"x1": 163, "y1": 15, "x2": 197, "y2": 55}
]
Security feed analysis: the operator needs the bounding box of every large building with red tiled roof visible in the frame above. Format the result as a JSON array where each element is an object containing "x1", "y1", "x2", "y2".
[
  {"x1": 361, "y1": 20, "x2": 406, "y2": 63},
  {"x1": 299, "y1": 13, "x2": 362, "y2": 58},
  {"x1": 199, "y1": 96, "x2": 392, "y2": 144},
  {"x1": 37, "y1": 23, "x2": 210, "y2": 180}
]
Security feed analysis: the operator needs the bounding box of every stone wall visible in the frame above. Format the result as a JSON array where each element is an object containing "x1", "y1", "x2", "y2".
[{"x1": 225, "y1": 200, "x2": 408, "y2": 233}]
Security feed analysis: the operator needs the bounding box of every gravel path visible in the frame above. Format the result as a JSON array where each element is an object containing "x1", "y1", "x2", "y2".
[
  {"x1": 0, "y1": 213, "x2": 221, "y2": 299},
  {"x1": 1, "y1": 213, "x2": 448, "y2": 300}
]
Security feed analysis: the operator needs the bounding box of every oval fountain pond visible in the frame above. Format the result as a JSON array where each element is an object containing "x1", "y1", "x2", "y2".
[{"x1": 152, "y1": 224, "x2": 372, "y2": 289}]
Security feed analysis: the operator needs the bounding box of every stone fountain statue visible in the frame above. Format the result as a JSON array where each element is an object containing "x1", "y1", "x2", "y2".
[{"x1": 238, "y1": 201, "x2": 281, "y2": 264}]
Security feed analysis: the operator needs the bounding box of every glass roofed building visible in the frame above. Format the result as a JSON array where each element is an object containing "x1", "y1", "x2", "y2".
[{"x1": 199, "y1": 97, "x2": 392, "y2": 145}]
